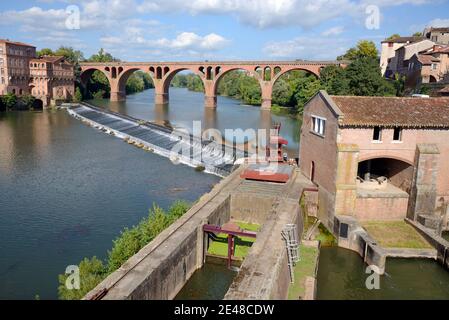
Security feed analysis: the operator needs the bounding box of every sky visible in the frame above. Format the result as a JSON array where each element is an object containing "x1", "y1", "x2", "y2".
[{"x1": 0, "y1": 0, "x2": 448, "y2": 61}]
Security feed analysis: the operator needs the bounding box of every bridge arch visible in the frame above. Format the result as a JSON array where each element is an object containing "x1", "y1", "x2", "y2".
[
  {"x1": 211, "y1": 67, "x2": 264, "y2": 108},
  {"x1": 116, "y1": 67, "x2": 154, "y2": 94},
  {"x1": 271, "y1": 67, "x2": 320, "y2": 86}
]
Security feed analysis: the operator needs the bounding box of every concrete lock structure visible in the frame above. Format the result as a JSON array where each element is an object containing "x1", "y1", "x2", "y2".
[{"x1": 79, "y1": 61, "x2": 345, "y2": 111}]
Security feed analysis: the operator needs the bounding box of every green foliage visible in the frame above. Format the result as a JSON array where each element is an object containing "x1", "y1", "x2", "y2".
[
  {"x1": 413, "y1": 32, "x2": 423, "y2": 37},
  {"x1": 0, "y1": 97, "x2": 5, "y2": 112},
  {"x1": 74, "y1": 87, "x2": 83, "y2": 102},
  {"x1": 57, "y1": 201, "x2": 190, "y2": 300},
  {"x1": 20, "y1": 94, "x2": 36, "y2": 109},
  {"x1": 58, "y1": 257, "x2": 107, "y2": 300},
  {"x1": 1, "y1": 93, "x2": 17, "y2": 109},
  {"x1": 37, "y1": 48, "x2": 54, "y2": 57},
  {"x1": 344, "y1": 57, "x2": 395, "y2": 96},
  {"x1": 88, "y1": 48, "x2": 119, "y2": 63},
  {"x1": 338, "y1": 40, "x2": 379, "y2": 60},
  {"x1": 126, "y1": 72, "x2": 154, "y2": 95},
  {"x1": 386, "y1": 34, "x2": 401, "y2": 41}
]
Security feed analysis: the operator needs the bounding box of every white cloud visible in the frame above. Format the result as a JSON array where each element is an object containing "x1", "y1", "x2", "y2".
[
  {"x1": 100, "y1": 30, "x2": 230, "y2": 59},
  {"x1": 264, "y1": 36, "x2": 350, "y2": 60},
  {"x1": 137, "y1": 0, "x2": 434, "y2": 28},
  {"x1": 322, "y1": 26, "x2": 345, "y2": 36},
  {"x1": 427, "y1": 18, "x2": 449, "y2": 28}
]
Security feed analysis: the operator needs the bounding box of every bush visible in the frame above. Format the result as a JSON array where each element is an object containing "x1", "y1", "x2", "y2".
[
  {"x1": 1, "y1": 93, "x2": 17, "y2": 110},
  {"x1": 57, "y1": 201, "x2": 190, "y2": 300},
  {"x1": 58, "y1": 257, "x2": 107, "y2": 300}
]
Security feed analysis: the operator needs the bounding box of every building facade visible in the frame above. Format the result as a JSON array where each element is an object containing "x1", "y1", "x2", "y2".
[
  {"x1": 380, "y1": 36, "x2": 424, "y2": 77},
  {"x1": 299, "y1": 91, "x2": 449, "y2": 234},
  {"x1": 424, "y1": 27, "x2": 449, "y2": 45},
  {"x1": 0, "y1": 39, "x2": 74, "y2": 107}
]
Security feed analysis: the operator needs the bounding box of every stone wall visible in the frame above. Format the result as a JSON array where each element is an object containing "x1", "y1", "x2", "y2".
[
  {"x1": 355, "y1": 196, "x2": 409, "y2": 220},
  {"x1": 84, "y1": 168, "x2": 243, "y2": 300}
]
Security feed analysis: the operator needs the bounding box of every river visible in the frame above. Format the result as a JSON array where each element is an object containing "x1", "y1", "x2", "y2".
[{"x1": 0, "y1": 88, "x2": 299, "y2": 300}]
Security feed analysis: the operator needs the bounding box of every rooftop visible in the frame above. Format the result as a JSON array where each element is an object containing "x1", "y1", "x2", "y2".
[
  {"x1": 0, "y1": 39, "x2": 35, "y2": 47},
  {"x1": 416, "y1": 54, "x2": 440, "y2": 65},
  {"x1": 328, "y1": 94, "x2": 449, "y2": 128}
]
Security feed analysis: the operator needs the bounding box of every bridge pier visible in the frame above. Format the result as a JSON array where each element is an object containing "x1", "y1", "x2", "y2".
[
  {"x1": 110, "y1": 91, "x2": 126, "y2": 102},
  {"x1": 261, "y1": 99, "x2": 272, "y2": 111},
  {"x1": 205, "y1": 96, "x2": 217, "y2": 108},
  {"x1": 155, "y1": 93, "x2": 169, "y2": 105}
]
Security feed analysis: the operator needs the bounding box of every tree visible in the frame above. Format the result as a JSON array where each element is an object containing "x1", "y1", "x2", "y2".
[
  {"x1": 74, "y1": 87, "x2": 83, "y2": 102},
  {"x1": 20, "y1": 94, "x2": 36, "y2": 109},
  {"x1": 413, "y1": 32, "x2": 423, "y2": 37},
  {"x1": 338, "y1": 40, "x2": 379, "y2": 60},
  {"x1": 88, "y1": 48, "x2": 119, "y2": 63},
  {"x1": 1, "y1": 93, "x2": 17, "y2": 110},
  {"x1": 272, "y1": 79, "x2": 292, "y2": 107},
  {"x1": 290, "y1": 75, "x2": 322, "y2": 113},
  {"x1": 344, "y1": 57, "x2": 395, "y2": 96},
  {"x1": 54, "y1": 47, "x2": 85, "y2": 65},
  {"x1": 37, "y1": 48, "x2": 54, "y2": 57},
  {"x1": 320, "y1": 65, "x2": 350, "y2": 95},
  {"x1": 386, "y1": 34, "x2": 401, "y2": 41}
]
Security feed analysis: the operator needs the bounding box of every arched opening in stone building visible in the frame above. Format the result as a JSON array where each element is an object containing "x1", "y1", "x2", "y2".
[
  {"x1": 32, "y1": 99, "x2": 44, "y2": 111},
  {"x1": 357, "y1": 157, "x2": 414, "y2": 194}
]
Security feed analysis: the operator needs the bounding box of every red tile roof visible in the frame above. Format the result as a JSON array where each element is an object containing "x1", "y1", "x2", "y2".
[
  {"x1": 440, "y1": 86, "x2": 449, "y2": 94},
  {"x1": 329, "y1": 95, "x2": 449, "y2": 128},
  {"x1": 417, "y1": 54, "x2": 439, "y2": 65},
  {"x1": 0, "y1": 39, "x2": 35, "y2": 47}
]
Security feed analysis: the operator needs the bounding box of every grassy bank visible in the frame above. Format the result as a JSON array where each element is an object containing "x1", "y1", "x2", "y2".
[{"x1": 287, "y1": 244, "x2": 319, "y2": 300}]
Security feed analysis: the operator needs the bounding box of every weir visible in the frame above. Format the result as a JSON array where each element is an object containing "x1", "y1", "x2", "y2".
[
  {"x1": 65, "y1": 103, "x2": 247, "y2": 177},
  {"x1": 83, "y1": 165, "x2": 314, "y2": 300}
]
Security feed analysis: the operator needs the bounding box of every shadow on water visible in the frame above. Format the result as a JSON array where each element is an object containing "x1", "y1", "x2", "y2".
[{"x1": 175, "y1": 263, "x2": 237, "y2": 300}]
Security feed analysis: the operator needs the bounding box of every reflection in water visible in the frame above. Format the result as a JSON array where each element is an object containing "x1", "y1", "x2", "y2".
[
  {"x1": 0, "y1": 110, "x2": 220, "y2": 299},
  {"x1": 317, "y1": 247, "x2": 449, "y2": 300},
  {"x1": 89, "y1": 88, "x2": 301, "y2": 157}
]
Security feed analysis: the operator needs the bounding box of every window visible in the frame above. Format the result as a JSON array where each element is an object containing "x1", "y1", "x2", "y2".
[
  {"x1": 373, "y1": 126, "x2": 382, "y2": 141},
  {"x1": 311, "y1": 116, "x2": 326, "y2": 136},
  {"x1": 432, "y1": 36, "x2": 438, "y2": 42},
  {"x1": 431, "y1": 63, "x2": 438, "y2": 70},
  {"x1": 393, "y1": 127, "x2": 402, "y2": 141},
  {"x1": 388, "y1": 42, "x2": 394, "y2": 48}
]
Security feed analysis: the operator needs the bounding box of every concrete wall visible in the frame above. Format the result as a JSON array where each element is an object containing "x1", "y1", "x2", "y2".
[
  {"x1": 355, "y1": 196, "x2": 409, "y2": 220},
  {"x1": 84, "y1": 168, "x2": 243, "y2": 300},
  {"x1": 230, "y1": 193, "x2": 276, "y2": 225}
]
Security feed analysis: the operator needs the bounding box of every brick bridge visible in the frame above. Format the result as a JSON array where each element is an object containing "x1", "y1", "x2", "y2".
[{"x1": 79, "y1": 60, "x2": 345, "y2": 110}]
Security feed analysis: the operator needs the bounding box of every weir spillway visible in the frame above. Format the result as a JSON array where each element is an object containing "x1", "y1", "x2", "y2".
[{"x1": 66, "y1": 103, "x2": 247, "y2": 177}]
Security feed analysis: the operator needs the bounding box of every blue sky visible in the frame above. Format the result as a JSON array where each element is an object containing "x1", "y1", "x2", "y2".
[{"x1": 0, "y1": 0, "x2": 448, "y2": 61}]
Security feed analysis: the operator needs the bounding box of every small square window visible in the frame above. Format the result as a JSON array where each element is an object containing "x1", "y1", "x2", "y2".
[
  {"x1": 393, "y1": 127, "x2": 402, "y2": 141},
  {"x1": 311, "y1": 116, "x2": 326, "y2": 136},
  {"x1": 373, "y1": 126, "x2": 382, "y2": 141}
]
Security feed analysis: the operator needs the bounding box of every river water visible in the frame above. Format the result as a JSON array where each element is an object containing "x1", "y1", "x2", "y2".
[{"x1": 317, "y1": 247, "x2": 449, "y2": 300}]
